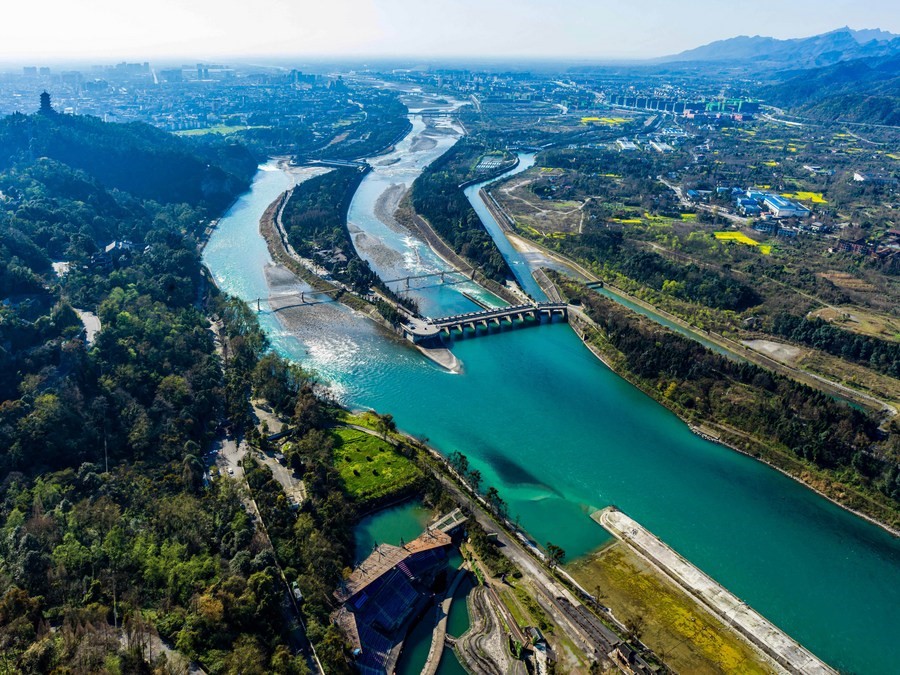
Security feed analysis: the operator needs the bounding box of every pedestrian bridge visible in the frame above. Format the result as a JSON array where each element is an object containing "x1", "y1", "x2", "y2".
[{"x1": 402, "y1": 303, "x2": 568, "y2": 343}]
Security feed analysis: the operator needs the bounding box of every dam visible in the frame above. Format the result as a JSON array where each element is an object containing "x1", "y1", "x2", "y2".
[{"x1": 402, "y1": 302, "x2": 568, "y2": 343}]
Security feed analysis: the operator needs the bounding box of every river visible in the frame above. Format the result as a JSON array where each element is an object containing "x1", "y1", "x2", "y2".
[{"x1": 202, "y1": 116, "x2": 900, "y2": 674}]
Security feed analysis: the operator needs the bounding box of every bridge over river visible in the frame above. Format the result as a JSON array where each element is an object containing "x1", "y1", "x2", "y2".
[{"x1": 402, "y1": 302, "x2": 568, "y2": 343}]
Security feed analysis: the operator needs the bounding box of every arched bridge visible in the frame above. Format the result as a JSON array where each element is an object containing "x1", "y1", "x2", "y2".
[{"x1": 402, "y1": 303, "x2": 568, "y2": 343}]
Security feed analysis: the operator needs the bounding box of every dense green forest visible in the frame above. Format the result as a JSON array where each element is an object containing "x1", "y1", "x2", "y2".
[
  {"x1": 558, "y1": 277, "x2": 900, "y2": 518},
  {"x1": 762, "y1": 57, "x2": 900, "y2": 126},
  {"x1": 0, "y1": 111, "x2": 256, "y2": 471},
  {"x1": 0, "y1": 112, "x2": 256, "y2": 209},
  {"x1": 409, "y1": 139, "x2": 513, "y2": 283},
  {"x1": 772, "y1": 313, "x2": 900, "y2": 379},
  {"x1": 282, "y1": 166, "x2": 375, "y2": 294},
  {"x1": 0, "y1": 110, "x2": 328, "y2": 672}
]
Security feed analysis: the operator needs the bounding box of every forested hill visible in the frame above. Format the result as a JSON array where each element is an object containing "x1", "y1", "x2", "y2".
[
  {"x1": 761, "y1": 55, "x2": 900, "y2": 126},
  {"x1": 0, "y1": 112, "x2": 340, "y2": 673},
  {"x1": 0, "y1": 108, "x2": 256, "y2": 471},
  {"x1": 0, "y1": 110, "x2": 256, "y2": 208}
]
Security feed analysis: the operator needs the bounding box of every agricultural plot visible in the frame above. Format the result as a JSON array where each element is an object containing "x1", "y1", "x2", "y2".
[
  {"x1": 714, "y1": 231, "x2": 773, "y2": 255},
  {"x1": 580, "y1": 116, "x2": 629, "y2": 125},
  {"x1": 332, "y1": 427, "x2": 422, "y2": 504},
  {"x1": 781, "y1": 191, "x2": 827, "y2": 203}
]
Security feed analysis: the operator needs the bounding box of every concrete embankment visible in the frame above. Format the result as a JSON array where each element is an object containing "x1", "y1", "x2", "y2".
[
  {"x1": 594, "y1": 507, "x2": 837, "y2": 675},
  {"x1": 421, "y1": 564, "x2": 469, "y2": 675},
  {"x1": 415, "y1": 343, "x2": 462, "y2": 373}
]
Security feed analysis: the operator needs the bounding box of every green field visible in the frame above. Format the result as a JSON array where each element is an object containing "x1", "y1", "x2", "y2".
[{"x1": 332, "y1": 427, "x2": 422, "y2": 504}]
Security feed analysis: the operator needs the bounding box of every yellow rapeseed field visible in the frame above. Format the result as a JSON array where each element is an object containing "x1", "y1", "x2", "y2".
[
  {"x1": 580, "y1": 116, "x2": 629, "y2": 125},
  {"x1": 714, "y1": 231, "x2": 773, "y2": 255},
  {"x1": 782, "y1": 191, "x2": 827, "y2": 204}
]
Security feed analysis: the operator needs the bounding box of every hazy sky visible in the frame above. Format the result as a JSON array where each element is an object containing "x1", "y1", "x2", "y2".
[{"x1": 2, "y1": 0, "x2": 898, "y2": 63}]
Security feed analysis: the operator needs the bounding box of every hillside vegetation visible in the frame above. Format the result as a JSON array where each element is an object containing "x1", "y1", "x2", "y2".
[{"x1": 0, "y1": 111, "x2": 328, "y2": 673}]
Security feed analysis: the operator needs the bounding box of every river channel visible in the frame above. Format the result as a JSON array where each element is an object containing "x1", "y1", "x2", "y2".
[{"x1": 202, "y1": 113, "x2": 900, "y2": 673}]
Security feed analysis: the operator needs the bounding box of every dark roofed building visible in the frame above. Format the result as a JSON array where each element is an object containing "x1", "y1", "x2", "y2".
[{"x1": 333, "y1": 515, "x2": 462, "y2": 675}]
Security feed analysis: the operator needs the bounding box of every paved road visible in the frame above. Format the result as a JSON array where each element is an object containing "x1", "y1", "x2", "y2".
[
  {"x1": 208, "y1": 434, "x2": 245, "y2": 480},
  {"x1": 74, "y1": 308, "x2": 101, "y2": 346},
  {"x1": 432, "y1": 471, "x2": 626, "y2": 666}
]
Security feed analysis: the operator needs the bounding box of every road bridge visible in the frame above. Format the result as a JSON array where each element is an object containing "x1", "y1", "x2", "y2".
[{"x1": 402, "y1": 303, "x2": 568, "y2": 343}]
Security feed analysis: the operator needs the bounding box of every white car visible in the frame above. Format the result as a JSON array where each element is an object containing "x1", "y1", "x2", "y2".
[{"x1": 227, "y1": 467, "x2": 234, "y2": 475}]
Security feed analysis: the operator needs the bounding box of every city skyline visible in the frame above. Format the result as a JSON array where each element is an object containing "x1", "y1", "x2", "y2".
[{"x1": 1, "y1": 0, "x2": 898, "y2": 63}]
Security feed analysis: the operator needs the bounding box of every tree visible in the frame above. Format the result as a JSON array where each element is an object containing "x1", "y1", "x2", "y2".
[
  {"x1": 545, "y1": 542, "x2": 565, "y2": 570},
  {"x1": 375, "y1": 413, "x2": 395, "y2": 441},
  {"x1": 625, "y1": 613, "x2": 646, "y2": 643},
  {"x1": 226, "y1": 635, "x2": 268, "y2": 675},
  {"x1": 448, "y1": 451, "x2": 469, "y2": 475},
  {"x1": 467, "y1": 469, "x2": 482, "y2": 494},
  {"x1": 484, "y1": 486, "x2": 508, "y2": 518},
  {"x1": 292, "y1": 387, "x2": 325, "y2": 436}
]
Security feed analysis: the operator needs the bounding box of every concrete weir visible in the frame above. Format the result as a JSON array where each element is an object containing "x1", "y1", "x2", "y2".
[
  {"x1": 402, "y1": 302, "x2": 569, "y2": 344},
  {"x1": 593, "y1": 507, "x2": 837, "y2": 675}
]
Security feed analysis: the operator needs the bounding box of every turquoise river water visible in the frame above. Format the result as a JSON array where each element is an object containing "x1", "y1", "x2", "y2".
[{"x1": 202, "y1": 117, "x2": 900, "y2": 673}]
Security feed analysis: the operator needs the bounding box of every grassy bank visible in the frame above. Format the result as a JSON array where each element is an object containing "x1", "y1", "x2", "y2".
[
  {"x1": 332, "y1": 427, "x2": 423, "y2": 505},
  {"x1": 568, "y1": 544, "x2": 773, "y2": 674}
]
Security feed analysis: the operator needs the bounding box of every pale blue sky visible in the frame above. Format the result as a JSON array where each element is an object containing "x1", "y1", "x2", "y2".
[{"x1": 2, "y1": 0, "x2": 898, "y2": 62}]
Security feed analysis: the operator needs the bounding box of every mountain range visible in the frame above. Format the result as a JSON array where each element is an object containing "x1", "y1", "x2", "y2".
[
  {"x1": 661, "y1": 27, "x2": 900, "y2": 69},
  {"x1": 656, "y1": 27, "x2": 900, "y2": 126}
]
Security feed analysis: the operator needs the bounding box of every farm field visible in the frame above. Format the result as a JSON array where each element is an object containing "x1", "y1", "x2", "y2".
[
  {"x1": 581, "y1": 116, "x2": 629, "y2": 125},
  {"x1": 332, "y1": 427, "x2": 422, "y2": 504},
  {"x1": 781, "y1": 191, "x2": 827, "y2": 203},
  {"x1": 713, "y1": 231, "x2": 773, "y2": 255},
  {"x1": 810, "y1": 305, "x2": 900, "y2": 342}
]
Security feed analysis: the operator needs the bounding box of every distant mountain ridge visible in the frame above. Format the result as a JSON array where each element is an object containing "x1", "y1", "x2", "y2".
[
  {"x1": 661, "y1": 27, "x2": 900, "y2": 68},
  {"x1": 762, "y1": 53, "x2": 900, "y2": 126}
]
